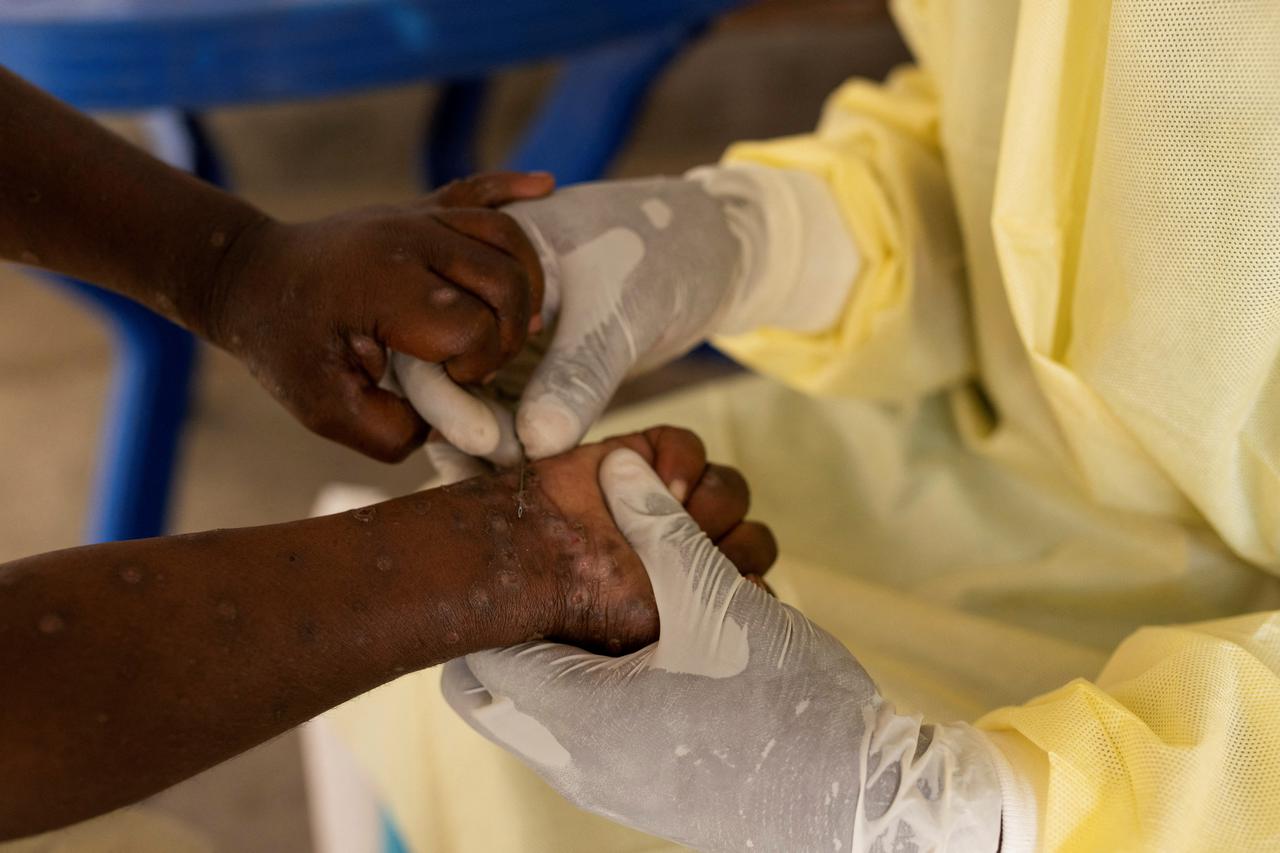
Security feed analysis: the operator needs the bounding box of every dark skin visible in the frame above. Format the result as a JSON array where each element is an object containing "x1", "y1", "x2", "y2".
[
  {"x1": 0, "y1": 426, "x2": 777, "y2": 840},
  {"x1": 0, "y1": 65, "x2": 552, "y2": 461},
  {"x1": 0, "y1": 67, "x2": 783, "y2": 840}
]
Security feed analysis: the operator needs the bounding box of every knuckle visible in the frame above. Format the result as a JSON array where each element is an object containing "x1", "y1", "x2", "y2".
[
  {"x1": 497, "y1": 273, "x2": 532, "y2": 323},
  {"x1": 488, "y1": 210, "x2": 527, "y2": 246},
  {"x1": 456, "y1": 328, "x2": 502, "y2": 371}
]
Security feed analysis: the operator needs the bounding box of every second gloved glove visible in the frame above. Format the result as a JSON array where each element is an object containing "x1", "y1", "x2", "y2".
[
  {"x1": 443, "y1": 448, "x2": 1009, "y2": 853},
  {"x1": 394, "y1": 166, "x2": 860, "y2": 464}
]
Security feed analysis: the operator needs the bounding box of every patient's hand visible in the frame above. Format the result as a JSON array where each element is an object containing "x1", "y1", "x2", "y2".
[{"x1": 435, "y1": 426, "x2": 776, "y2": 654}]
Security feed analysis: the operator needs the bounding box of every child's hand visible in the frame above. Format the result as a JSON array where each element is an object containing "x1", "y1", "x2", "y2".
[
  {"x1": 432, "y1": 426, "x2": 777, "y2": 655},
  {"x1": 206, "y1": 171, "x2": 554, "y2": 462}
]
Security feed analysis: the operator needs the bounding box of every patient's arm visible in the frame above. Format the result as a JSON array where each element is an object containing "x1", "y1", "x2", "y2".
[
  {"x1": 0, "y1": 66, "x2": 552, "y2": 462},
  {"x1": 0, "y1": 427, "x2": 774, "y2": 840}
]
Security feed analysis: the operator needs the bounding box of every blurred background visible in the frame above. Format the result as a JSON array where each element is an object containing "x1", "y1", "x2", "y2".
[{"x1": 0, "y1": 1, "x2": 905, "y2": 849}]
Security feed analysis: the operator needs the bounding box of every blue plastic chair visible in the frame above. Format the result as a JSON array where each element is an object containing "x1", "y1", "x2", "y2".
[{"x1": 0, "y1": 0, "x2": 742, "y2": 546}]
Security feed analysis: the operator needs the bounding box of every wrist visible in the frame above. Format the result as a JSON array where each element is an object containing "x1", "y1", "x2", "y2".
[
  {"x1": 184, "y1": 209, "x2": 277, "y2": 347},
  {"x1": 372, "y1": 477, "x2": 568, "y2": 669},
  {"x1": 688, "y1": 164, "x2": 859, "y2": 336}
]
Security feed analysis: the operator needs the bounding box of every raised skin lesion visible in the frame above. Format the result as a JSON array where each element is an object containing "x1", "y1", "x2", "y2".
[
  {"x1": 526, "y1": 469, "x2": 658, "y2": 655},
  {"x1": 442, "y1": 461, "x2": 659, "y2": 656},
  {"x1": 426, "y1": 426, "x2": 768, "y2": 655}
]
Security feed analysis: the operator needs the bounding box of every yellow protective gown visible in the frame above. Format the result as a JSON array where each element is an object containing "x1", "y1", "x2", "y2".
[{"x1": 324, "y1": 0, "x2": 1280, "y2": 850}]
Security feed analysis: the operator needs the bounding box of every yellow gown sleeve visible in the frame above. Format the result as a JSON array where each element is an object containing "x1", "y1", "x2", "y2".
[
  {"x1": 979, "y1": 611, "x2": 1280, "y2": 851},
  {"x1": 713, "y1": 68, "x2": 974, "y2": 403}
]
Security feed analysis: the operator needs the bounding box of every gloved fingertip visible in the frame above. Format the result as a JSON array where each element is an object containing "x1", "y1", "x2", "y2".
[
  {"x1": 437, "y1": 416, "x2": 501, "y2": 458},
  {"x1": 392, "y1": 353, "x2": 502, "y2": 457},
  {"x1": 599, "y1": 446, "x2": 657, "y2": 484},
  {"x1": 474, "y1": 396, "x2": 521, "y2": 467},
  {"x1": 440, "y1": 658, "x2": 489, "y2": 717},
  {"x1": 599, "y1": 449, "x2": 684, "y2": 525},
  {"x1": 423, "y1": 440, "x2": 488, "y2": 485},
  {"x1": 517, "y1": 398, "x2": 581, "y2": 459},
  {"x1": 487, "y1": 442, "x2": 523, "y2": 468}
]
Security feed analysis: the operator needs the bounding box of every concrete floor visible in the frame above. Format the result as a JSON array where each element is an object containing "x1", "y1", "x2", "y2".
[{"x1": 0, "y1": 11, "x2": 906, "y2": 851}]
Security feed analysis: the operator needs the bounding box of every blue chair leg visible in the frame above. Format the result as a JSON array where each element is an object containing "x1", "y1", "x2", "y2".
[
  {"x1": 61, "y1": 112, "x2": 221, "y2": 543},
  {"x1": 183, "y1": 111, "x2": 227, "y2": 188},
  {"x1": 58, "y1": 281, "x2": 196, "y2": 543},
  {"x1": 381, "y1": 809, "x2": 411, "y2": 853},
  {"x1": 423, "y1": 24, "x2": 698, "y2": 188},
  {"x1": 424, "y1": 78, "x2": 489, "y2": 186},
  {"x1": 506, "y1": 23, "x2": 697, "y2": 183}
]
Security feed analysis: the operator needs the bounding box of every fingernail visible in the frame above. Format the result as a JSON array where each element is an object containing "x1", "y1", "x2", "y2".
[
  {"x1": 668, "y1": 479, "x2": 688, "y2": 503},
  {"x1": 482, "y1": 371, "x2": 498, "y2": 384},
  {"x1": 529, "y1": 315, "x2": 544, "y2": 334}
]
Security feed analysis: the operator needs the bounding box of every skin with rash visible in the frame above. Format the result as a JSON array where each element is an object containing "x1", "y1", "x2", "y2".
[
  {"x1": 0, "y1": 65, "x2": 551, "y2": 462},
  {"x1": 0, "y1": 427, "x2": 776, "y2": 840}
]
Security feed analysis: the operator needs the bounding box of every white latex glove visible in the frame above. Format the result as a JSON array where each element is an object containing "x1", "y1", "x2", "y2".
[
  {"x1": 442, "y1": 448, "x2": 1005, "y2": 853},
  {"x1": 394, "y1": 167, "x2": 859, "y2": 463}
]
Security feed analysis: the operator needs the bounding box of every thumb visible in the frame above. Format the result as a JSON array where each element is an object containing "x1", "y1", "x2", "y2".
[
  {"x1": 515, "y1": 295, "x2": 634, "y2": 459},
  {"x1": 599, "y1": 448, "x2": 752, "y2": 678},
  {"x1": 510, "y1": 207, "x2": 645, "y2": 459},
  {"x1": 392, "y1": 352, "x2": 522, "y2": 465},
  {"x1": 421, "y1": 436, "x2": 488, "y2": 487}
]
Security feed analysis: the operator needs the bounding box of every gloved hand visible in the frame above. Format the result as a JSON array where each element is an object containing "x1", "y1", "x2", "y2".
[
  {"x1": 443, "y1": 448, "x2": 1005, "y2": 852},
  {"x1": 395, "y1": 168, "x2": 858, "y2": 464},
  {"x1": 209, "y1": 171, "x2": 551, "y2": 463}
]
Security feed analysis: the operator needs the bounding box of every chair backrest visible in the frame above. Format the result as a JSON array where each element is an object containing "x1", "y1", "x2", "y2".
[{"x1": 0, "y1": 0, "x2": 742, "y2": 110}]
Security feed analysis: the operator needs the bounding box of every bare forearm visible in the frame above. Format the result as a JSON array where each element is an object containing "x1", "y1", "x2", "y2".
[
  {"x1": 0, "y1": 477, "x2": 554, "y2": 840},
  {"x1": 0, "y1": 66, "x2": 265, "y2": 336}
]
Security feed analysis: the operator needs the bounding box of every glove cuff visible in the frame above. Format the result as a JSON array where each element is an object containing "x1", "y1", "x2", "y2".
[
  {"x1": 686, "y1": 163, "x2": 861, "y2": 336},
  {"x1": 979, "y1": 729, "x2": 1046, "y2": 853},
  {"x1": 859, "y1": 713, "x2": 1004, "y2": 853}
]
